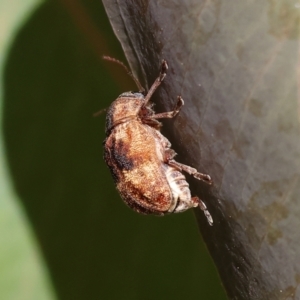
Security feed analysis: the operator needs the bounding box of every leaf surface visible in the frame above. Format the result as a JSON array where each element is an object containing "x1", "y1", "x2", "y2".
[{"x1": 102, "y1": 1, "x2": 300, "y2": 299}]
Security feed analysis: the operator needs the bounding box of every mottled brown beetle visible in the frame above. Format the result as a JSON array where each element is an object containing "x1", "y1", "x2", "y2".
[{"x1": 103, "y1": 56, "x2": 213, "y2": 225}]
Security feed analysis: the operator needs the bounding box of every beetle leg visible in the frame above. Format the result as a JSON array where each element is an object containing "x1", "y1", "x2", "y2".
[
  {"x1": 144, "y1": 60, "x2": 168, "y2": 104},
  {"x1": 167, "y1": 159, "x2": 212, "y2": 185},
  {"x1": 142, "y1": 118, "x2": 162, "y2": 129},
  {"x1": 164, "y1": 149, "x2": 177, "y2": 160},
  {"x1": 150, "y1": 96, "x2": 184, "y2": 119},
  {"x1": 192, "y1": 197, "x2": 213, "y2": 226}
]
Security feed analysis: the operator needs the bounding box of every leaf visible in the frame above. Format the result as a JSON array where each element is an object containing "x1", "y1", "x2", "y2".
[
  {"x1": 2, "y1": 0, "x2": 225, "y2": 299},
  {"x1": 102, "y1": 1, "x2": 300, "y2": 299}
]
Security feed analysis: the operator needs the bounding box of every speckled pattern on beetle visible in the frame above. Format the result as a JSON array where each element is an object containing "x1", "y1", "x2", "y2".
[{"x1": 103, "y1": 59, "x2": 213, "y2": 225}]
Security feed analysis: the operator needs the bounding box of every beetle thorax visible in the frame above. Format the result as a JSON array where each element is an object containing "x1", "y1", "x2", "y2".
[{"x1": 105, "y1": 92, "x2": 146, "y2": 134}]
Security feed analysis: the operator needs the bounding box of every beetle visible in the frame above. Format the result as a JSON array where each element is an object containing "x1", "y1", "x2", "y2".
[{"x1": 103, "y1": 57, "x2": 213, "y2": 225}]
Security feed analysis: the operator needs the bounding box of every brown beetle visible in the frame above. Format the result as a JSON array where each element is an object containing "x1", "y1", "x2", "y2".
[{"x1": 103, "y1": 57, "x2": 213, "y2": 225}]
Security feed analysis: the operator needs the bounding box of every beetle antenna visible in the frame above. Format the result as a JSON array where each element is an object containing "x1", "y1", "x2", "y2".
[
  {"x1": 93, "y1": 108, "x2": 107, "y2": 117},
  {"x1": 103, "y1": 55, "x2": 145, "y2": 93}
]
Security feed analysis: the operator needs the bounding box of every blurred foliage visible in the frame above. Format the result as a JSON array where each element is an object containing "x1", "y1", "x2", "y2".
[
  {"x1": 1, "y1": 0, "x2": 226, "y2": 300},
  {"x1": 0, "y1": 1, "x2": 56, "y2": 299}
]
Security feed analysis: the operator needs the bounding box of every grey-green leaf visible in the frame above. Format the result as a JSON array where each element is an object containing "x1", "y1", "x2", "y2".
[{"x1": 102, "y1": 1, "x2": 300, "y2": 299}]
